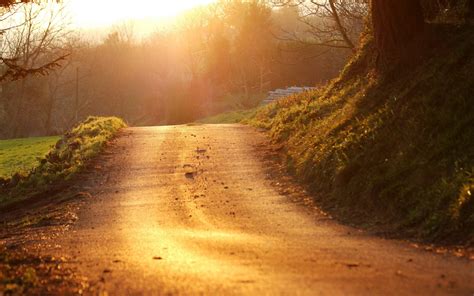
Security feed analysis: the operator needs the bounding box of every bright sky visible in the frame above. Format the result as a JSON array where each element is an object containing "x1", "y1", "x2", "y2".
[{"x1": 68, "y1": 0, "x2": 216, "y2": 28}]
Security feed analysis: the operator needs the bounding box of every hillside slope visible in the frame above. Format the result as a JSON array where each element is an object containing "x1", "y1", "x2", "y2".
[{"x1": 250, "y1": 26, "x2": 474, "y2": 244}]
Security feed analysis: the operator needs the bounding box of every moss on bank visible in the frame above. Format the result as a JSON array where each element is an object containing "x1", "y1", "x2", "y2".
[{"x1": 249, "y1": 27, "x2": 474, "y2": 244}]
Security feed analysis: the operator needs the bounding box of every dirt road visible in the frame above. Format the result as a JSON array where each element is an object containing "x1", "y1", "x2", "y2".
[{"x1": 43, "y1": 125, "x2": 472, "y2": 295}]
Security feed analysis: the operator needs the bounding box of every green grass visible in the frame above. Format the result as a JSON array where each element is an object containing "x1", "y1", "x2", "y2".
[
  {"x1": 197, "y1": 108, "x2": 260, "y2": 124},
  {"x1": 249, "y1": 26, "x2": 474, "y2": 244},
  {"x1": 0, "y1": 136, "x2": 60, "y2": 178},
  {"x1": 0, "y1": 116, "x2": 127, "y2": 206}
]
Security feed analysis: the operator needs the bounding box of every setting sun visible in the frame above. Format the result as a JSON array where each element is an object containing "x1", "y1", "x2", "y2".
[{"x1": 68, "y1": 0, "x2": 216, "y2": 27}]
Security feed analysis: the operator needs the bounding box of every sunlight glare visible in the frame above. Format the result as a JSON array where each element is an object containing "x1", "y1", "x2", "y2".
[{"x1": 68, "y1": 0, "x2": 216, "y2": 28}]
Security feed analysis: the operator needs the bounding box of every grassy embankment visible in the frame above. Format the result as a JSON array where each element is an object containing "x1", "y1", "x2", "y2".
[
  {"x1": 0, "y1": 116, "x2": 126, "y2": 207},
  {"x1": 246, "y1": 26, "x2": 474, "y2": 244}
]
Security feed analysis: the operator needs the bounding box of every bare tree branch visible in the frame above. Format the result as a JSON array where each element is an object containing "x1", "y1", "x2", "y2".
[
  {"x1": 270, "y1": 0, "x2": 367, "y2": 50},
  {"x1": 0, "y1": 54, "x2": 68, "y2": 81}
]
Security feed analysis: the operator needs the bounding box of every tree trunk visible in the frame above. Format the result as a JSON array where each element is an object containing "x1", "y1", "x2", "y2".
[
  {"x1": 468, "y1": 0, "x2": 474, "y2": 19},
  {"x1": 371, "y1": 0, "x2": 425, "y2": 63},
  {"x1": 12, "y1": 80, "x2": 27, "y2": 138}
]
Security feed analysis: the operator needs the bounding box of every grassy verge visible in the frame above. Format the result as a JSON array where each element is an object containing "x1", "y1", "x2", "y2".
[
  {"x1": 197, "y1": 108, "x2": 260, "y2": 124},
  {"x1": 0, "y1": 116, "x2": 126, "y2": 207},
  {"x1": 249, "y1": 27, "x2": 474, "y2": 244},
  {"x1": 0, "y1": 136, "x2": 60, "y2": 178}
]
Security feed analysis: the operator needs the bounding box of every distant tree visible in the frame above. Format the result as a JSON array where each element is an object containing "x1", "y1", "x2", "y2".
[
  {"x1": 223, "y1": 0, "x2": 274, "y2": 96},
  {"x1": 41, "y1": 36, "x2": 85, "y2": 134},
  {"x1": 207, "y1": 27, "x2": 232, "y2": 89}
]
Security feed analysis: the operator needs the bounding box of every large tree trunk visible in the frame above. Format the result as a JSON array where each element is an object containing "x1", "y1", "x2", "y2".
[
  {"x1": 371, "y1": 0, "x2": 425, "y2": 63},
  {"x1": 468, "y1": 0, "x2": 474, "y2": 19}
]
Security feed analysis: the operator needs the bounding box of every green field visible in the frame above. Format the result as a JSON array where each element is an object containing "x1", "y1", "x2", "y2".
[{"x1": 0, "y1": 136, "x2": 60, "y2": 178}]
